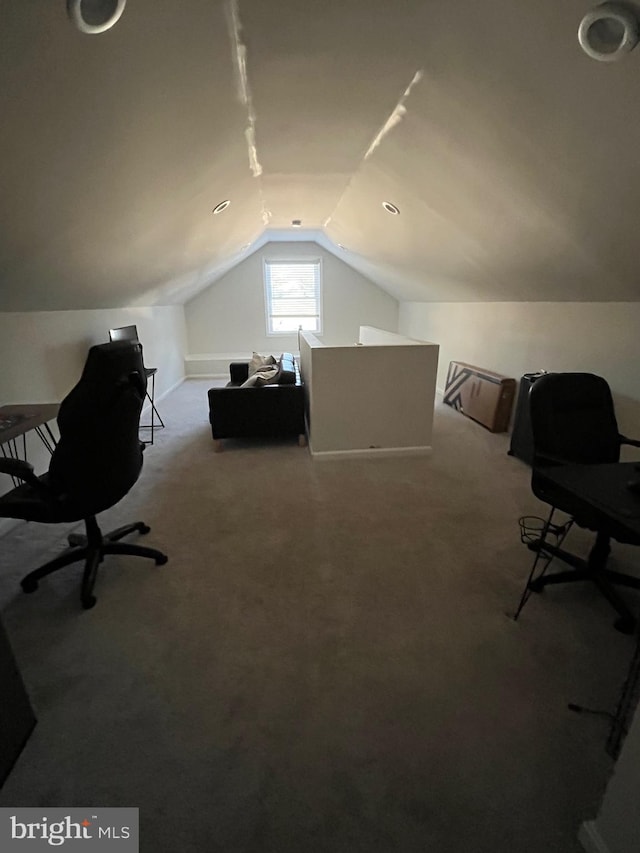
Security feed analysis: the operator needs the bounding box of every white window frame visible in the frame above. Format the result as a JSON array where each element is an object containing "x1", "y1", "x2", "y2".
[{"x1": 263, "y1": 258, "x2": 323, "y2": 337}]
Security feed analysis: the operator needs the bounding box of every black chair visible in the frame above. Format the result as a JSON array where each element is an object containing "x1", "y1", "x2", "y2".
[
  {"x1": 108, "y1": 325, "x2": 165, "y2": 444},
  {"x1": 0, "y1": 341, "x2": 167, "y2": 609},
  {"x1": 514, "y1": 372, "x2": 640, "y2": 633}
]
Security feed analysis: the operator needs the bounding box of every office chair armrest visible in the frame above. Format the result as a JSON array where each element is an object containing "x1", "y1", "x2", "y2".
[
  {"x1": 0, "y1": 457, "x2": 43, "y2": 488},
  {"x1": 129, "y1": 370, "x2": 146, "y2": 399},
  {"x1": 619, "y1": 434, "x2": 640, "y2": 448}
]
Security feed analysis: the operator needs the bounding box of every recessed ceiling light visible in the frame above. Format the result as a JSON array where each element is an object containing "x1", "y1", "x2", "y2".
[
  {"x1": 291, "y1": 219, "x2": 302, "y2": 227},
  {"x1": 212, "y1": 200, "x2": 231, "y2": 215},
  {"x1": 382, "y1": 201, "x2": 400, "y2": 215},
  {"x1": 67, "y1": 0, "x2": 127, "y2": 34}
]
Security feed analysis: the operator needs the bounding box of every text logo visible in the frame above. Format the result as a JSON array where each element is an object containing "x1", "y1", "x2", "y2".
[{"x1": 0, "y1": 808, "x2": 138, "y2": 851}]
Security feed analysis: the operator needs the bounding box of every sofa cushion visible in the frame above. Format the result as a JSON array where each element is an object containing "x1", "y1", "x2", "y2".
[{"x1": 277, "y1": 353, "x2": 297, "y2": 385}]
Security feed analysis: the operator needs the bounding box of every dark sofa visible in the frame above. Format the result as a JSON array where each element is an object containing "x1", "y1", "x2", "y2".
[{"x1": 207, "y1": 353, "x2": 306, "y2": 450}]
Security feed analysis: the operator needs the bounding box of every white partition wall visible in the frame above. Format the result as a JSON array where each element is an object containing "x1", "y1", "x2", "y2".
[{"x1": 299, "y1": 328, "x2": 439, "y2": 458}]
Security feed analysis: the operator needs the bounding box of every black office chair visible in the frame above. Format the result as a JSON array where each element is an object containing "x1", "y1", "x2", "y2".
[
  {"x1": 109, "y1": 325, "x2": 164, "y2": 444},
  {"x1": 0, "y1": 341, "x2": 167, "y2": 609},
  {"x1": 514, "y1": 372, "x2": 640, "y2": 633}
]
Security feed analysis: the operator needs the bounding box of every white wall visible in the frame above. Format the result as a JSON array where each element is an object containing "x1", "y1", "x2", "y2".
[
  {"x1": 184, "y1": 241, "x2": 399, "y2": 369},
  {"x1": 300, "y1": 328, "x2": 439, "y2": 457},
  {"x1": 0, "y1": 306, "x2": 186, "y2": 505},
  {"x1": 399, "y1": 302, "x2": 640, "y2": 437}
]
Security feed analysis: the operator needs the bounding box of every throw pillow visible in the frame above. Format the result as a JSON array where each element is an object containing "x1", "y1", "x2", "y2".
[
  {"x1": 248, "y1": 352, "x2": 276, "y2": 377},
  {"x1": 240, "y1": 363, "x2": 280, "y2": 387}
]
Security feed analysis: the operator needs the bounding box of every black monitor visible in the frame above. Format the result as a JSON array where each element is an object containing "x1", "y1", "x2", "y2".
[{"x1": 109, "y1": 325, "x2": 139, "y2": 343}]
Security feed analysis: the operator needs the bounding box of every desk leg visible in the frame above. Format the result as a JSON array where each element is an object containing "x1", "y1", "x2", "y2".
[
  {"x1": 140, "y1": 372, "x2": 165, "y2": 445},
  {"x1": 1, "y1": 436, "x2": 27, "y2": 487},
  {"x1": 1, "y1": 423, "x2": 57, "y2": 487},
  {"x1": 35, "y1": 423, "x2": 57, "y2": 454},
  {"x1": 148, "y1": 372, "x2": 155, "y2": 445}
]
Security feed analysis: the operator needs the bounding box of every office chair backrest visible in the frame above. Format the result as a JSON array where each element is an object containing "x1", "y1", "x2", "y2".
[
  {"x1": 109, "y1": 324, "x2": 139, "y2": 343},
  {"x1": 529, "y1": 372, "x2": 621, "y2": 466},
  {"x1": 48, "y1": 341, "x2": 147, "y2": 515}
]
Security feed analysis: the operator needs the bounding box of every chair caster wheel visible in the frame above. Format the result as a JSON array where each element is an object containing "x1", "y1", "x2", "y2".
[
  {"x1": 82, "y1": 595, "x2": 97, "y2": 610},
  {"x1": 139, "y1": 524, "x2": 150, "y2": 535},
  {"x1": 528, "y1": 578, "x2": 545, "y2": 593},
  {"x1": 21, "y1": 578, "x2": 38, "y2": 594},
  {"x1": 614, "y1": 617, "x2": 635, "y2": 634},
  {"x1": 155, "y1": 554, "x2": 168, "y2": 565}
]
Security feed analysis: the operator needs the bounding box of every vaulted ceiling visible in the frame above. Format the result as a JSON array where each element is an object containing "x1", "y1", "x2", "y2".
[{"x1": 2, "y1": 0, "x2": 640, "y2": 311}]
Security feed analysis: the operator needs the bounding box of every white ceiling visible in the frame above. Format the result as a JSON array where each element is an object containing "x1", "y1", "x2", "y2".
[{"x1": 2, "y1": 0, "x2": 640, "y2": 310}]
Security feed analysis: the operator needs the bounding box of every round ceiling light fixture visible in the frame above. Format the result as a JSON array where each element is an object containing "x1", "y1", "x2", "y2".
[
  {"x1": 578, "y1": 2, "x2": 639, "y2": 61},
  {"x1": 67, "y1": 0, "x2": 127, "y2": 34},
  {"x1": 212, "y1": 200, "x2": 231, "y2": 215},
  {"x1": 382, "y1": 201, "x2": 400, "y2": 215}
]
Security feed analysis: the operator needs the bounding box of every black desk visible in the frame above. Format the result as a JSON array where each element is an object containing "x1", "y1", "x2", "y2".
[
  {"x1": 535, "y1": 461, "x2": 640, "y2": 541},
  {"x1": 528, "y1": 461, "x2": 640, "y2": 632},
  {"x1": 0, "y1": 404, "x2": 59, "y2": 487},
  {"x1": 0, "y1": 403, "x2": 58, "y2": 451},
  {"x1": 0, "y1": 615, "x2": 36, "y2": 787},
  {"x1": 0, "y1": 408, "x2": 53, "y2": 784}
]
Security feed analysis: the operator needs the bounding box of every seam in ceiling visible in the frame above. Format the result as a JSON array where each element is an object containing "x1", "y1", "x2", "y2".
[
  {"x1": 323, "y1": 68, "x2": 424, "y2": 230},
  {"x1": 226, "y1": 0, "x2": 271, "y2": 227},
  {"x1": 363, "y1": 69, "x2": 424, "y2": 161},
  {"x1": 226, "y1": 0, "x2": 262, "y2": 178}
]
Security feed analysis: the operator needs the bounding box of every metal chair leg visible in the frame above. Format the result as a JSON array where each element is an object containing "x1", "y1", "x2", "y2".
[{"x1": 513, "y1": 508, "x2": 572, "y2": 621}]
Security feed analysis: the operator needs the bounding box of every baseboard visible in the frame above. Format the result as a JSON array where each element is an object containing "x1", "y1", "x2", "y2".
[
  {"x1": 185, "y1": 353, "x2": 250, "y2": 377},
  {"x1": 155, "y1": 376, "x2": 185, "y2": 402},
  {"x1": 185, "y1": 351, "x2": 301, "y2": 379},
  {"x1": 140, "y1": 376, "x2": 184, "y2": 419},
  {"x1": 309, "y1": 445, "x2": 432, "y2": 461},
  {"x1": 578, "y1": 821, "x2": 611, "y2": 853}
]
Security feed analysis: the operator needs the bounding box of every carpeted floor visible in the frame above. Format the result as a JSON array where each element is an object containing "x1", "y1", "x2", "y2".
[{"x1": 1, "y1": 378, "x2": 638, "y2": 852}]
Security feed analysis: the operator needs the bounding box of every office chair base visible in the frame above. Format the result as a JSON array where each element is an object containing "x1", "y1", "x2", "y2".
[
  {"x1": 21, "y1": 517, "x2": 167, "y2": 609},
  {"x1": 524, "y1": 533, "x2": 639, "y2": 633},
  {"x1": 67, "y1": 522, "x2": 151, "y2": 549}
]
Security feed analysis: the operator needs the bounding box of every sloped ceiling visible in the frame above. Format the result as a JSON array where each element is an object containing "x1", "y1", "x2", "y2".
[{"x1": 2, "y1": 0, "x2": 640, "y2": 310}]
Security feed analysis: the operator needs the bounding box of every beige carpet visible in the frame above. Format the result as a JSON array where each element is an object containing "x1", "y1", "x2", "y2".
[{"x1": 1, "y1": 378, "x2": 638, "y2": 853}]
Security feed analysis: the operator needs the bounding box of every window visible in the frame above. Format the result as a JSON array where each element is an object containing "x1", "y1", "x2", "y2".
[{"x1": 264, "y1": 259, "x2": 322, "y2": 335}]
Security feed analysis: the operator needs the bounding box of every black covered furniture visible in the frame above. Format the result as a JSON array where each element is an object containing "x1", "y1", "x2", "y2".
[
  {"x1": 508, "y1": 371, "x2": 547, "y2": 465},
  {"x1": 208, "y1": 353, "x2": 305, "y2": 451},
  {"x1": 514, "y1": 372, "x2": 640, "y2": 632},
  {"x1": 0, "y1": 614, "x2": 36, "y2": 787},
  {"x1": 0, "y1": 341, "x2": 167, "y2": 609}
]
